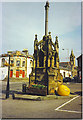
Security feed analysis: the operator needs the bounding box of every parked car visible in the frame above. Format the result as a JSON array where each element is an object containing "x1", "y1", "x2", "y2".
[
  {"x1": 63, "y1": 77, "x2": 71, "y2": 82},
  {"x1": 71, "y1": 77, "x2": 81, "y2": 83}
]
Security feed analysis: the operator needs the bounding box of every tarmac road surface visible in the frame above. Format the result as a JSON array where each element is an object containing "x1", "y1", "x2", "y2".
[
  {"x1": 1, "y1": 95, "x2": 82, "y2": 119},
  {"x1": 0, "y1": 81, "x2": 82, "y2": 119}
]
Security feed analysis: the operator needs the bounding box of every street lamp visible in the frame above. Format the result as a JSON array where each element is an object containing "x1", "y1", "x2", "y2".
[
  {"x1": 62, "y1": 49, "x2": 69, "y2": 60},
  {"x1": 6, "y1": 52, "x2": 11, "y2": 99},
  {"x1": 46, "y1": 36, "x2": 49, "y2": 95},
  {"x1": 70, "y1": 61, "x2": 73, "y2": 78},
  {"x1": 62, "y1": 48, "x2": 70, "y2": 77},
  {"x1": 35, "y1": 50, "x2": 37, "y2": 84}
]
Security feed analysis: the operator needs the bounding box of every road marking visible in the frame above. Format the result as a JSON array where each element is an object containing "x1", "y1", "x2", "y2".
[
  {"x1": 55, "y1": 96, "x2": 82, "y2": 114},
  {"x1": 55, "y1": 96, "x2": 79, "y2": 110},
  {"x1": 56, "y1": 109, "x2": 82, "y2": 114}
]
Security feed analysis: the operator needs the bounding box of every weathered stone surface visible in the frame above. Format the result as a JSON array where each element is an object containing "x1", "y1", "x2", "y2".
[
  {"x1": 29, "y1": 2, "x2": 63, "y2": 95},
  {"x1": 26, "y1": 87, "x2": 47, "y2": 96}
]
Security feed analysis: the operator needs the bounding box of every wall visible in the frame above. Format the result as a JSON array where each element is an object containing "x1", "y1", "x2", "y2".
[
  {"x1": 60, "y1": 69, "x2": 71, "y2": 78},
  {"x1": 0, "y1": 57, "x2": 8, "y2": 80},
  {"x1": 10, "y1": 56, "x2": 27, "y2": 78},
  {"x1": 0, "y1": 67, "x2": 8, "y2": 80},
  {"x1": 27, "y1": 58, "x2": 33, "y2": 78},
  {"x1": 0, "y1": 57, "x2": 33, "y2": 79}
]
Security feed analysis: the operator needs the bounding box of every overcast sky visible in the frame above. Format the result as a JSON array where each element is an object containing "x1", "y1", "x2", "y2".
[{"x1": 1, "y1": 2, "x2": 82, "y2": 64}]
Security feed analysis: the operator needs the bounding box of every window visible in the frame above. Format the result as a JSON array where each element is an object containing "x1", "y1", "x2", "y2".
[
  {"x1": 11, "y1": 59, "x2": 14, "y2": 64},
  {"x1": 2, "y1": 58, "x2": 5, "y2": 67},
  {"x1": 30, "y1": 60, "x2": 33, "y2": 67},
  {"x1": 16, "y1": 60, "x2": 20, "y2": 67},
  {"x1": 22, "y1": 61, "x2": 25, "y2": 67}
]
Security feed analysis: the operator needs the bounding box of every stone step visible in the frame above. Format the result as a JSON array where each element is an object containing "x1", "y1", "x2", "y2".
[{"x1": 12, "y1": 93, "x2": 78, "y2": 101}]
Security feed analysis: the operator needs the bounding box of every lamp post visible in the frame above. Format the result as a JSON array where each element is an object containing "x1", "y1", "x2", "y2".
[
  {"x1": 35, "y1": 50, "x2": 37, "y2": 84},
  {"x1": 46, "y1": 36, "x2": 48, "y2": 95},
  {"x1": 71, "y1": 62, "x2": 73, "y2": 78},
  {"x1": 6, "y1": 54, "x2": 11, "y2": 99},
  {"x1": 62, "y1": 49, "x2": 69, "y2": 60},
  {"x1": 62, "y1": 48, "x2": 70, "y2": 77}
]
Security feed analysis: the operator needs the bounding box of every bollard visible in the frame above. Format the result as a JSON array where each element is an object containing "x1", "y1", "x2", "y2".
[
  {"x1": 22, "y1": 84, "x2": 26, "y2": 93},
  {"x1": 12, "y1": 93, "x2": 15, "y2": 99}
]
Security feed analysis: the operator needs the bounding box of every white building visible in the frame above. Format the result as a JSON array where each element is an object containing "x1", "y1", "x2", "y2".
[
  {"x1": 59, "y1": 61, "x2": 77, "y2": 78},
  {"x1": 0, "y1": 57, "x2": 8, "y2": 80},
  {"x1": 0, "y1": 49, "x2": 33, "y2": 80}
]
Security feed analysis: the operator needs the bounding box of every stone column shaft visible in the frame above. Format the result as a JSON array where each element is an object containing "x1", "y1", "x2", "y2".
[{"x1": 45, "y1": 2, "x2": 49, "y2": 36}]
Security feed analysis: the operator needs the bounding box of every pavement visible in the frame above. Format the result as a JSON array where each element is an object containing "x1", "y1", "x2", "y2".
[
  {"x1": 1, "y1": 80, "x2": 79, "y2": 101},
  {"x1": 1, "y1": 80, "x2": 82, "y2": 101}
]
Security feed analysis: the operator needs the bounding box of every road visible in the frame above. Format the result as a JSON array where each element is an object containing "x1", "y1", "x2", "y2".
[{"x1": 0, "y1": 81, "x2": 82, "y2": 119}]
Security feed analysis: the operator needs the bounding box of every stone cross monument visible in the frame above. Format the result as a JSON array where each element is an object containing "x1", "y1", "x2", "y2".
[{"x1": 29, "y1": 1, "x2": 63, "y2": 95}]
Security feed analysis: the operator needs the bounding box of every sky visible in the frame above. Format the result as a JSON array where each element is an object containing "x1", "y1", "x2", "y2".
[{"x1": 0, "y1": 2, "x2": 82, "y2": 64}]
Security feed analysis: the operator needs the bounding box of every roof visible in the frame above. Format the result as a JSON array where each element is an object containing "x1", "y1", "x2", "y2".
[
  {"x1": 59, "y1": 66, "x2": 71, "y2": 71},
  {"x1": 59, "y1": 62, "x2": 71, "y2": 67},
  {"x1": 59, "y1": 62, "x2": 71, "y2": 69},
  {"x1": 77, "y1": 54, "x2": 82, "y2": 60},
  {"x1": 0, "y1": 50, "x2": 32, "y2": 58}
]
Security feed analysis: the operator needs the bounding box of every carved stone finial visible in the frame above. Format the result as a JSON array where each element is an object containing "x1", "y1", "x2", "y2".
[
  {"x1": 71, "y1": 49, "x2": 73, "y2": 53},
  {"x1": 56, "y1": 36, "x2": 58, "y2": 41},
  {"x1": 35, "y1": 34, "x2": 37, "y2": 40},
  {"x1": 48, "y1": 32, "x2": 51, "y2": 35},
  {"x1": 55, "y1": 36, "x2": 58, "y2": 44},
  {"x1": 71, "y1": 49, "x2": 74, "y2": 57},
  {"x1": 55, "y1": 36, "x2": 59, "y2": 48},
  {"x1": 45, "y1": 1, "x2": 49, "y2": 9}
]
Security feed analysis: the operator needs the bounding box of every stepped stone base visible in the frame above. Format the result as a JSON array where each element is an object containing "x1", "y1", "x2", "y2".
[
  {"x1": 26, "y1": 87, "x2": 47, "y2": 96},
  {"x1": 29, "y1": 67, "x2": 63, "y2": 95}
]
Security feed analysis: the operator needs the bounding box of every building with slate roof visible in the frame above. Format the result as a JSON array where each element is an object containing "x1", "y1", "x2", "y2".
[{"x1": 59, "y1": 50, "x2": 77, "y2": 78}]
